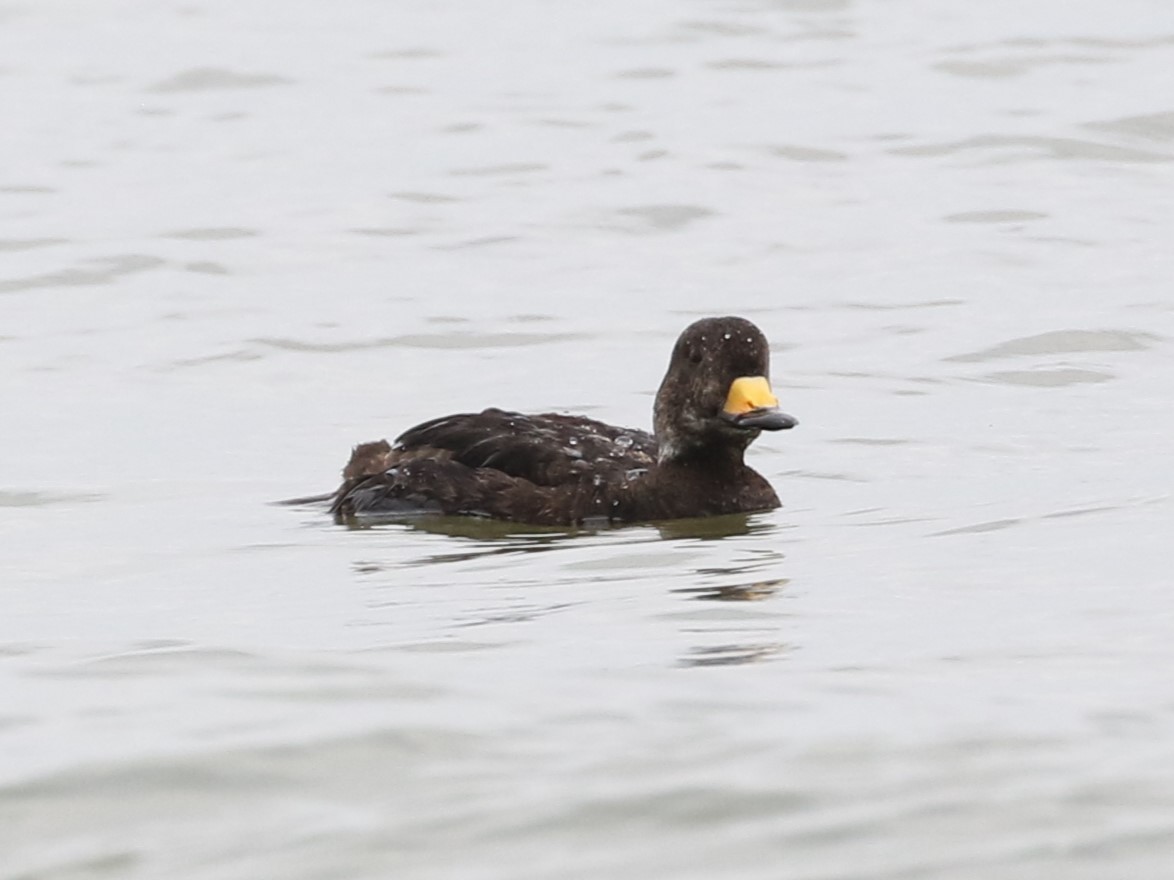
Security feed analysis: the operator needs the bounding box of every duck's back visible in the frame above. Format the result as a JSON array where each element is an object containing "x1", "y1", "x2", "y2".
[
  {"x1": 397, "y1": 408, "x2": 656, "y2": 485},
  {"x1": 332, "y1": 408, "x2": 657, "y2": 523}
]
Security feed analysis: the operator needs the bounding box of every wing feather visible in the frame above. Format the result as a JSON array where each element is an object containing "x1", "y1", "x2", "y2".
[{"x1": 393, "y1": 408, "x2": 656, "y2": 487}]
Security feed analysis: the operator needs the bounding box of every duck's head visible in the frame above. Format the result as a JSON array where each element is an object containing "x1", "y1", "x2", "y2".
[{"x1": 653, "y1": 316, "x2": 797, "y2": 464}]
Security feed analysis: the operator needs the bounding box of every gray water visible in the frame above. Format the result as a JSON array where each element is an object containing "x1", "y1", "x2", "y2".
[{"x1": 4, "y1": 1, "x2": 1174, "y2": 877}]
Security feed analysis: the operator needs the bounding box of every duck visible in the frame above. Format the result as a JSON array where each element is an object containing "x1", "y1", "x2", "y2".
[{"x1": 330, "y1": 316, "x2": 797, "y2": 526}]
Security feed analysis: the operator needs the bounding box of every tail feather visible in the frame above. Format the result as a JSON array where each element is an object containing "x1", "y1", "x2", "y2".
[{"x1": 273, "y1": 491, "x2": 336, "y2": 506}]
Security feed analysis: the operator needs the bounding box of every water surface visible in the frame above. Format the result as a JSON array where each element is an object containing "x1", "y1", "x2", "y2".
[{"x1": 3, "y1": 1, "x2": 1174, "y2": 878}]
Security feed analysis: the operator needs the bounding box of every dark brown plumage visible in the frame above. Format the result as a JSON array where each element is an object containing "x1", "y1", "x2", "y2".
[{"x1": 330, "y1": 316, "x2": 797, "y2": 526}]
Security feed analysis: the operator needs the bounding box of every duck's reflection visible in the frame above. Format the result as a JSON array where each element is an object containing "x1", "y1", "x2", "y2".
[
  {"x1": 341, "y1": 513, "x2": 580, "y2": 541},
  {"x1": 344, "y1": 514, "x2": 579, "y2": 569},
  {"x1": 340, "y1": 509, "x2": 774, "y2": 541},
  {"x1": 652, "y1": 512, "x2": 774, "y2": 540},
  {"x1": 674, "y1": 573, "x2": 790, "y2": 667},
  {"x1": 679, "y1": 642, "x2": 788, "y2": 667},
  {"x1": 341, "y1": 510, "x2": 785, "y2": 569},
  {"x1": 334, "y1": 509, "x2": 794, "y2": 668},
  {"x1": 673, "y1": 578, "x2": 787, "y2": 602}
]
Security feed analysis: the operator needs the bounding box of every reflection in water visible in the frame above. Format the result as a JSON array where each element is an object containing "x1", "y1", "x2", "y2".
[
  {"x1": 341, "y1": 510, "x2": 784, "y2": 563},
  {"x1": 454, "y1": 602, "x2": 578, "y2": 628},
  {"x1": 652, "y1": 513, "x2": 777, "y2": 540},
  {"x1": 6, "y1": 0, "x2": 1174, "y2": 875},
  {"x1": 679, "y1": 643, "x2": 787, "y2": 667},
  {"x1": 345, "y1": 513, "x2": 580, "y2": 542},
  {"x1": 342, "y1": 510, "x2": 776, "y2": 542},
  {"x1": 673, "y1": 578, "x2": 787, "y2": 602},
  {"x1": 355, "y1": 542, "x2": 571, "y2": 573},
  {"x1": 696, "y1": 544, "x2": 787, "y2": 578},
  {"x1": 340, "y1": 511, "x2": 790, "y2": 604},
  {"x1": 672, "y1": 525, "x2": 790, "y2": 662},
  {"x1": 345, "y1": 514, "x2": 582, "y2": 569},
  {"x1": 338, "y1": 510, "x2": 792, "y2": 671}
]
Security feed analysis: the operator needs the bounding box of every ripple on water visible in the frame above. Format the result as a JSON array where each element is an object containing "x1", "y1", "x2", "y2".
[
  {"x1": 943, "y1": 209, "x2": 1049, "y2": 224},
  {"x1": 611, "y1": 130, "x2": 656, "y2": 143},
  {"x1": 765, "y1": 143, "x2": 849, "y2": 162},
  {"x1": 147, "y1": 67, "x2": 293, "y2": 92},
  {"x1": 614, "y1": 67, "x2": 676, "y2": 79},
  {"x1": 615, "y1": 204, "x2": 716, "y2": 232},
  {"x1": 0, "y1": 237, "x2": 67, "y2": 252},
  {"x1": 978, "y1": 368, "x2": 1115, "y2": 387},
  {"x1": 448, "y1": 163, "x2": 548, "y2": 177},
  {"x1": 28, "y1": 646, "x2": 268, "y2": 679},
  {"x1": 932, "y1": 517, "x2": 1024, "y2": 537},
  {"x1": 947, "y1": 329, "x2": 1161, "y2": 362},
  {"x1": 673, "y1": 20, "x2": 770, "y2": 39},
  {"x1": 0, "y1": 255, "x2": 165, "y2": 294},
  {"x1": 389, "y1": 191, "x2": 462, "y2": 203},
  {"x1": 931, "y1": 496, "x2": 1162, "y2": 536},
  {"x1": 933, "y1": 52, "x2": 1114, "y2": 79},
  {"x1": 705, "y1": 58, "x2": 789, "y2": 70},
  {"x1": 889, "y1": 134, "x2": 1172, "y2": 164},
  {"x1": 252, "y1": 331, "x2": 586, "y2": 353},
  {"x1": 0, "y1": 490, "x2": 104, "y2": 507},
  {"x1": 349, "y1": 227, "x2": 422, "y2": 237},
  {"x1": 368, "y1": 47, "x2": 444, "y2": 60},
  {"x1": 936, "y1": 33, "x2": 1174, "y2": 76},
  {"x1": 374, "y1": 85, "x2": 429, "y2": 96},
  {"x1": 162, "y1": 227, "x2": 258, "y2": 241},
  {"x1": 1085, "y1": 111, "x2": 1174, "y2": 142},
  {"x1": 183, "y1": 261, "x2": 230, "y2": 274},
  {"x1": 433, "y1": 235, "x2": 521, "y2": 251}
]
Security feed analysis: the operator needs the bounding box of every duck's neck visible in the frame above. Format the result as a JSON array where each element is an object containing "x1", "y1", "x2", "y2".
[
  {"x1": 646, "y1": 442, "x2": 771, "y2": 520},
  {"x1": 657, "y1": 442, "x2": 747, "y2": 475}
]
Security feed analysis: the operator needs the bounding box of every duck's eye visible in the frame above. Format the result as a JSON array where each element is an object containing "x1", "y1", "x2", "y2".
[{"x1": 688, "y1": 348, "x2": 703, "y2": 365}]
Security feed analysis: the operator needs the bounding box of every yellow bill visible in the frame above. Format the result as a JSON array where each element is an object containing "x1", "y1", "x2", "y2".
[
  {"x1": 723, "y1": 376, "x2": 779, "y2": 415},
  {"x1": 721, "y1": 376, "x2": 797, "y2": 431}
]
